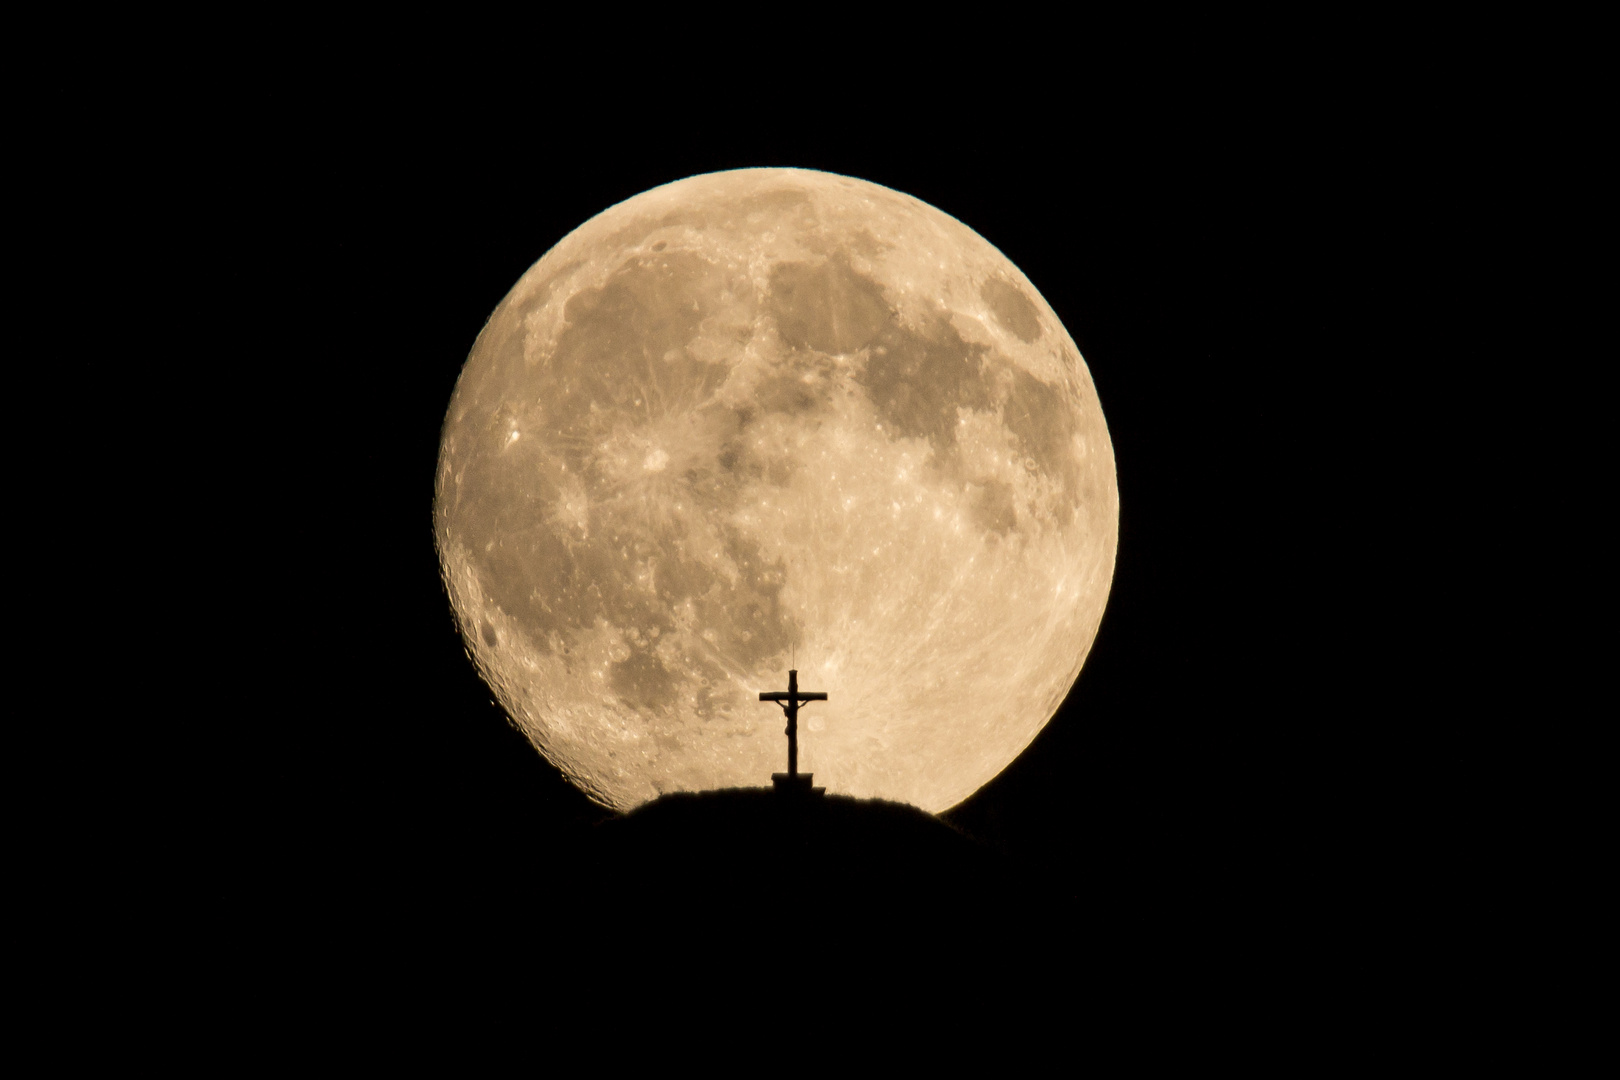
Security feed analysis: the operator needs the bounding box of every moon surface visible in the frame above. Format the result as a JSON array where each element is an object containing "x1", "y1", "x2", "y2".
[{"x1": 435, "y1": 168, "x2": 1117, "y2": 813}]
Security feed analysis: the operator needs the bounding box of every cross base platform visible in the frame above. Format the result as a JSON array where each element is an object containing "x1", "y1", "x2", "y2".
[{"x1": 772, "y1": 773, "x2": 825, "y2": 797}]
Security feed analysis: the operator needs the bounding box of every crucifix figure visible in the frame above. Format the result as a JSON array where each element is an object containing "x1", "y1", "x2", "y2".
[{"x1": 759, "y1": 669, "x2": 827, "y2": 794}]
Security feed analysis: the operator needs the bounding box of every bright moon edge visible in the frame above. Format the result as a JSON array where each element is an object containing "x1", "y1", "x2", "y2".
[{"x1": 434, "y1": 168, "x2": 1118, "y2": 814}]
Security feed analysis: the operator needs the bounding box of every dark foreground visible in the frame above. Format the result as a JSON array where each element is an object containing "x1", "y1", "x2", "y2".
[
  {"x1": 294, "y1": 788, "x2": 1312, "y2": 1002},
  {"x1": 579, "y1": 789, "x2": 1036, "y2": 956},
  {"x1": 239, "y1": 784, "x2": 1494, "y2": 1048},
  {"x1": 287, "y1": 789, "x2": 1094, "y2": 998}
]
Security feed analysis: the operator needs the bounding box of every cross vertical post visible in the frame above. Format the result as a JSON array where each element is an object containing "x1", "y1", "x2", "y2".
[{"x1": 786, "y1": 668, "x2": 800, "y2": 775}]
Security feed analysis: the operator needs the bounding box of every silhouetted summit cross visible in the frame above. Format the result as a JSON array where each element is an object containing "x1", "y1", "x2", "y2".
[{"x1": 759, "y1": 669, "x2": 827, "y2": 796}]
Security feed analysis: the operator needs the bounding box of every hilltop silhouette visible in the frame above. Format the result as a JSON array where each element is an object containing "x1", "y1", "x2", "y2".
[
  {"x1": 585, "y1": 789, "x2": 1011, "y2": 909},
  {"x1": 328, "y1": 785, "x2": 1088, "y2": 999},
  {"x1": 543, "y1": 789, "x2": 1049, "y2": 965},
  {"x1": 273, "y1": 774, "x2": 1411, "y2": 1031}
]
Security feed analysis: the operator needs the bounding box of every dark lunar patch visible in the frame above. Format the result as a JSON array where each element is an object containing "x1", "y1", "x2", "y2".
[
  {"x1": 689, "y1": 655, "x2": 735, "y2": 722},
  {"x1": 620, "y1": 526, "x2": 803, "y2": 705},
  {"x1": 981, "y1": 278, "x2": 1042, "y2": 343},
  {"x1": 1001, "y1": 367, "x2": 1081, "y2": 511},
  {"x1": 468, "y1": 515, "x2": 703, "y2": 659},
  {"x1": 718, "y1": 401, "x2": 804, "y2": 487},
  {"x1": 859, "y1": 315, "x2": 992, "y2": 461},
  {"x1": 611, "y1": 647, "x2": 678, "y2": 714},
  {"x1": 752, "y1": 373, "x2": 825, "y2": 417},
  {"x1": 481, "y1": 618, "x2": 498, "y2": 648},
  {"x1": 454, "y1": 439, "x2": 569, "y2": 649},
  {"x1": 716, "y1": 442, "x2": 745, "y2": 477},
  {"x1": 766, "y1": 457, "x2": 795, "y2": 486},
  {"x1": 769, "y1": 259, "x2": 892, "y2": 355},
  {"x1": 655, "y1": 545, "x2": 720, "y2": 607},
  {"x1": 473, "y1": 529, "x2": 571, "y2": 653},
  {"x1": 967, "y1": 478, "x2": 1019, "y2": 535},
  {"x1": 687, "y1": 529, "x2": 799, "y2": 671},
  {"x1": 542, "y1": 252, "x2": 732, "y2": 478},
  {"x1": 848, "y1": 228, "x2": 889, "y2": 258}
]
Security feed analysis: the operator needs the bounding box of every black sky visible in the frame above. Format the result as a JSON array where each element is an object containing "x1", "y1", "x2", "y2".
[{"x1": 191, "y1": 90, "x2": 1496, "y2": 999}]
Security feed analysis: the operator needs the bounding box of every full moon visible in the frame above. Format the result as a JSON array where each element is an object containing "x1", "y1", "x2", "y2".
[{"x1": 435, "y1": 169, "x2": 1117, "y2": 813}]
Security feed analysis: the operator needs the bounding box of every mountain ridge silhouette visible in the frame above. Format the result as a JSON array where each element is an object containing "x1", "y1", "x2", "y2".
[{"x1": 581, "y1": 787, "x2": 1018, "y2": 908}]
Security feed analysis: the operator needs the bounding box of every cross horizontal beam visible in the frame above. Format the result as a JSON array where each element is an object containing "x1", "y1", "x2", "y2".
[{"x1": 759, "y1": 691, "x2": 828, "y2": 702}]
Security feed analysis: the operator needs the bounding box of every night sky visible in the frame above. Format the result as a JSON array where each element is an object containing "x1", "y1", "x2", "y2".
[{"x1": 204, "y1": 96, "x2": 1489, "y2": 1003}]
